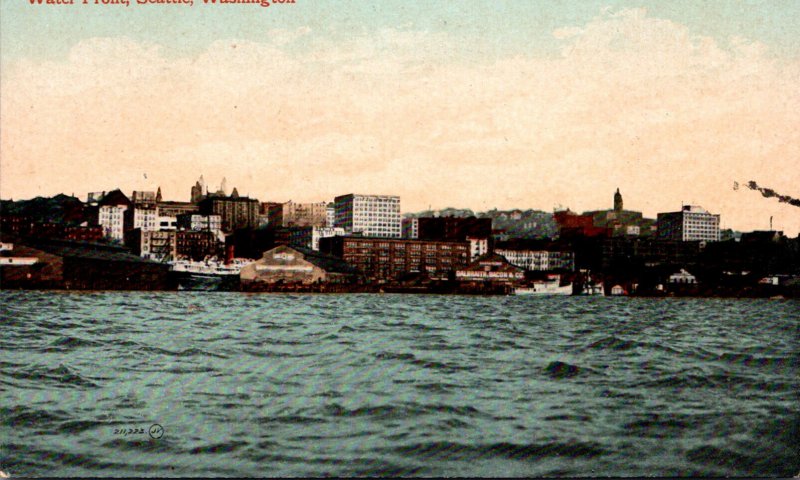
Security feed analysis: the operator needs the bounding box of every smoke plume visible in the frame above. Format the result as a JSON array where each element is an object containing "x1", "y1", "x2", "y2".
[{"x1": 743, "y1": 181, "x2": 800, "y2": 208}]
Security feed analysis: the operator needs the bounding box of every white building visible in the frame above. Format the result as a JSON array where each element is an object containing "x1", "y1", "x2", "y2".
[
  {"x1": 99, "y1": 205, "x2": 128, "y2": 242},
  {"x1": 495, "y1": 249, "x2": 575, "y2": 271},
  {"x1": 467, "y1": 236, "x2": 488, "y2": 261},
  {"x1": 657, "y1": 205, "x2": 720, "y2": 242},
  {"x1": 334, "y1": 194, "x2": 401, "y2": 238},
  {"x1": 326, "y1": 203, "x2": 336, "y2": 228},
  {"x1": 129, "y1": 230, "x2": 177, "y2": 262},
  {"x1": 132, "y1": 208, "x2": 157, "y2": 231},
  {"x1": 131, "y1": 191, "x2": 158, "y2": 231}
]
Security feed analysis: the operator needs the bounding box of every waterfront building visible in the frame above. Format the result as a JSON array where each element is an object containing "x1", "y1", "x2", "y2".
[
  {"x1": 416, "y1": 216, "x2": 492, "y2": 260},
  {"x1": 125, "y1": 229, "x2": 177, "y2": 262},
  {"x1": 334, "y1": 194, "x2": 402, "y2": 238},
  {"x1": 199, "y1": 195, "x2": 260, "y2": 233},
  {"x1": 320, "y1": 236, "x2": 469, "y2": 282},
  {"x1": 467, "y1": 236, "x2": 489, "y2": 261},
  {"x1": 657, "y1": 205, "x2": 721, "y2": 242},
  {"x1": 239, "y1": 245, "x2": 362, "y2": 287},
  {"x1": 0, "y1": 242, "x2": 38, "y2": 267},
  {"x1": 495, "y1": 248, "x2": 575, "y2": 272},
  {"x1": 455, "y1": 253, "x2": 525, "y2": 283},
  {"x1": 0, "y1": 238, "x2": 171, "y2": 290}
]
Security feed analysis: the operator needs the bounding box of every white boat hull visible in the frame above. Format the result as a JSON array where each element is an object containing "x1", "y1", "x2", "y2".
[{"x1": 514, "y1": 283, "x2": 573, "y2": 295}]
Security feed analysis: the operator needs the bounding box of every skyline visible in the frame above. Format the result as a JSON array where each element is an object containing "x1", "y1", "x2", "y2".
[{"x1": 1, "y1": 1, "x2": 799, "y2": 233}]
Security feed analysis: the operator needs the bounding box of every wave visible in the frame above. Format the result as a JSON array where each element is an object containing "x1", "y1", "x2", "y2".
[
  {"x1": 47, "y1": 335, "x2": 102, "y2": 349},
  {"x1": 2, "y1": 405, "x2": 69, "y2": 429},
  {"x1": 139, "y1": 345, "x2": 228, "y2": 359},
  {"x1": 374, "y1": 351, "x2": 475, "y2": 373},
  {"x1": 389, "y1": 440, "x2": 605, "y2": 461},
  {"x1": 635, "y1": 371, "x2": 795, "y2": 392},
  {"x1": 188, "y1": 441, "x2": 249, "y2": 455},
  {"x1": 685, "y1": 444, "x2": 796, "y2": 476},
  {"x1": 322, "y1": 402, "x2": 484, "y2": 420},
  {"x1": 4, "y1": 364, "x2": 100, "y2": 388}
]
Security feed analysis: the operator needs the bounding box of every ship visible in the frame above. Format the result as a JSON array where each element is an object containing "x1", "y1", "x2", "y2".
[
  {"x1": 169, "y1": 258, "x2": 252, "y2": 291},
  {"x1": 513, "y1": 274, "x2": 573, "y2": 295}
]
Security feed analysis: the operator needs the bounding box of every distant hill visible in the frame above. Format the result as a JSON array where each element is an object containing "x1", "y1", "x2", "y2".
[
  {"x1": 1, "y1": 194, "x2": 86, "y2": 226},
  {"x1": 405, "y1": 207, "x2": 558, "y2": 239}
]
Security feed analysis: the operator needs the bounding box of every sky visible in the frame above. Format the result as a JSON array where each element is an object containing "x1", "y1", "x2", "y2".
[{"x1": 1, "y1": 0, "x2": 799, "y2": 232}]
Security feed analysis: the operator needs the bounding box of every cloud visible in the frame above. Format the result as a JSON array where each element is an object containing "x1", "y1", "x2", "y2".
[{"x1": 1, "y1": 9, "x2": 799, "y2": 232}]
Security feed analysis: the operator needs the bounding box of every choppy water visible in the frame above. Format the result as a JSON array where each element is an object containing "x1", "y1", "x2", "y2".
[{"x1": 1, "y1": 291, "x2": 798, "y2": 477}]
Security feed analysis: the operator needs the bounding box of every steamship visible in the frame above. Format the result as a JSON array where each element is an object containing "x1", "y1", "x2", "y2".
[{"x1": 170, "y1": 258, "x2": 252, "y2": 291}]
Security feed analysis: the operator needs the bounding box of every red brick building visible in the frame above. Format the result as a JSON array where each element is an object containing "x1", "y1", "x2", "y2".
[
  {"x1": 31, "y1": 223, "x2": 103, "y2": 243},
  {"x1": 176, "y1": 230, "x2": 223, "y2": 261},
  {"x1": 320, "y1": 236, "x2": 469, "y2": 282}
]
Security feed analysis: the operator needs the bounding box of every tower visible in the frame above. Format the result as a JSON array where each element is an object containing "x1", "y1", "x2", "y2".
[{"x1": 614, "y1": 188, "x2": 623, "y2": 212}]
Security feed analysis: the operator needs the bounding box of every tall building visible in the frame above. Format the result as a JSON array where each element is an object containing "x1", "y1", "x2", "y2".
[
  {"x1": 657, "y1": 205, "x2": 721, "y2": 242},
  {"x1": 326, "y1": 203, "x2": 336, "y2": 228},
  {"x1": 271, "y1": 201, "x2": 328, "y2": 227},
  {"x1": 198, "y1": 194, "x2": 260, "y2": 233},
  {"x1": 334, "y1": 194, "x2": 401, "y2": 238},
  {"x1": 130, "y1": 191, "x2": 158, "y2": 232},
  {"x1": 91, "y1": 189, "x2": 132, "y2": 242}
]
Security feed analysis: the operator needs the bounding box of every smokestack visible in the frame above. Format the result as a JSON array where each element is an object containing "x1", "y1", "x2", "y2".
[{"x1": 225, "y1": 245, "x2": 234, "y2": 265}]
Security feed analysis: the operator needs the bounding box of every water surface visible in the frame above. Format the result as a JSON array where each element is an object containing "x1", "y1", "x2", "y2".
[{"x1": 1, "y1": 292, "x2": 798, "y2": 477}]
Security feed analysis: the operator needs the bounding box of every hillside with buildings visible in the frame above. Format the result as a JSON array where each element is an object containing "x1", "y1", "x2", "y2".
[
  {"x1": 2, "y1": 182, "x2": 798, "y2": 296},
  {"x1": 405, "y1": 208, "x2": 558, "y2": 239}
]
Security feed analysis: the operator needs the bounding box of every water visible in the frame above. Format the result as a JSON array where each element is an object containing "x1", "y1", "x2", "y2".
[{"x1": 1, "y1": 291, "x2": 798, "y2": 477}]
